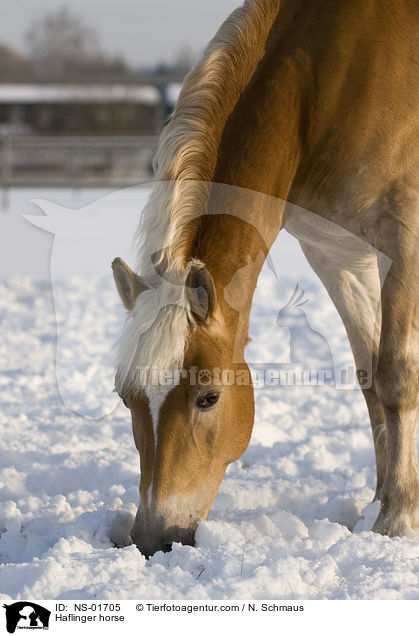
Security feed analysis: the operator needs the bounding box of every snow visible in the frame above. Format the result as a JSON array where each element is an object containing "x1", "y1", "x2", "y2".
[{"x1": 1, "y1": 187, "x2": 419, "y2": 600}]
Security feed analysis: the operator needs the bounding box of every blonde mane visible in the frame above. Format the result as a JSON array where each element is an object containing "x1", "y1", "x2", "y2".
[{"x1": 116, "y1": 0, "x2": 281, "y2": 394}]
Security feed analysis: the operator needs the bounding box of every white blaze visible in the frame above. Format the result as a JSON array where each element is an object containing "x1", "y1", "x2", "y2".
[{"x1": 144, "y1": 382, "x2": 179, "y2": 507}]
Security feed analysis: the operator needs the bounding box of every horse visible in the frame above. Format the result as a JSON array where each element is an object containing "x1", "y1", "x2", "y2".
[{"x1": 112, "y1": 0, "x2": 418, "y2": 557}]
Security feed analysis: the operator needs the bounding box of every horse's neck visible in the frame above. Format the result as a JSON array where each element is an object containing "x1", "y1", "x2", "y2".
[
  {"x1": 183, "y1": 2, "x2": 310, "y2": 333},
  {"x1": 212, "y1": 5, "x2": 304, "y2": 201},
  {"x1": 189, "y1": 75, "x2": 302, "y2": 328},
  {"x1": 194, "y1": 20, "x2": 304, "y2": 289}
]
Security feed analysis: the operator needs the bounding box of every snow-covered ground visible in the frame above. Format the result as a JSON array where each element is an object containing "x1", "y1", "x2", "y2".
[{"x1": 0, "y1": 188, "x2": 418, "y2": 600}]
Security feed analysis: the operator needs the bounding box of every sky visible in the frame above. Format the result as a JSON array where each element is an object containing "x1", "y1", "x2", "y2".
[{"x1": 0, "y1": 0, "x2": 241, "y2": 68}]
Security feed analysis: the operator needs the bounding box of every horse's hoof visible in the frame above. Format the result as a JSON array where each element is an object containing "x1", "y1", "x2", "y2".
[{"x1": 372, "y1": 509, "x2": 419, "y2": 539}]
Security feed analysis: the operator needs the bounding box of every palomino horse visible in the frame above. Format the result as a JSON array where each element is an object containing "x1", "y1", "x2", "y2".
[{"x1": 112, "y1": 0, "x2": 418, "y2": 556}]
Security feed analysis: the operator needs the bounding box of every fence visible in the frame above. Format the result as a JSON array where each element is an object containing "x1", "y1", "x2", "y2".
[{"x1": 0, "y1": 135, "x2": 159, "y2": 208}]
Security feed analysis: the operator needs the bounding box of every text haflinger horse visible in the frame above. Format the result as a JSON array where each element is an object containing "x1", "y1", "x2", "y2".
[{"x1": 111, "y1": 0, "x2": 418, "y2": 557}]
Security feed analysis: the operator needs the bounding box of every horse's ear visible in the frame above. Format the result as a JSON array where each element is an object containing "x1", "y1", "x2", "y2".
[
  {"x1": 185, "y1": 262, "x2": 216, "y2": 322},
  {"x1": 112, "y1": 257, "x2": 149, "y2": 311}
]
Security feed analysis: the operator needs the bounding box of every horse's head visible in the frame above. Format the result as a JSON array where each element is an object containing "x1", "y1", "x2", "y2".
[{"x1": 112, "y1": 257, "x2": 254, "y2": 557}]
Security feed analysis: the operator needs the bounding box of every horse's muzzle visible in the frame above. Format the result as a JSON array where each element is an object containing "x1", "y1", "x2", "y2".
[{"x1": 131, "y1": 521, "x2": 196, "y2": 558}]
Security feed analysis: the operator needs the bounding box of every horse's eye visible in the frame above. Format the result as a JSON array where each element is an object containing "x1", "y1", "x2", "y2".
[{"x1": 196, "y1": 392, "x2": 220, "y2": 410}]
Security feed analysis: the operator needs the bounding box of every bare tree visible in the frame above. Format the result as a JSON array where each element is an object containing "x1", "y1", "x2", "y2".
[
  {"x1": 0, "y1": 42, "x2": 32, "y2": 80},
  {"x1": 154, "y1": 44, "x2": 197, "y2": 77},
  {"x1": 25, "y1": 7, "x2": 121, "y2": 80},
  {"x1": 172, "y1": 44, "x2": 196, "y2": 74}
]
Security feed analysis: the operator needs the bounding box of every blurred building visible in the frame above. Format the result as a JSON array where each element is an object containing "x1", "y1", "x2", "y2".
[
  {"x1": 0, "y1": 82, "x2": 166, "y2": 135},
  {"x1": 0, "y1": 81, "x2": 183, "y2": 194}
]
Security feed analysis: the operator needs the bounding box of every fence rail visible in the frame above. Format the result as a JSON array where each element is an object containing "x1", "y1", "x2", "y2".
[{"x1": 1, "y1": 135, "x2": 159, "y2": 208}]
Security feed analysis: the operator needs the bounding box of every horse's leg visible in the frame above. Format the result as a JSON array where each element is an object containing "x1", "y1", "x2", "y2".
[
  {"x1": 297, "y1": 238, "x2": 386, "y2": 499},
  {"x1": 361, "y1": 387, "x2": 386, "y2": 500},
  {"x1": 371, "y1": 198, "x2": 419, "y2": 537}
]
